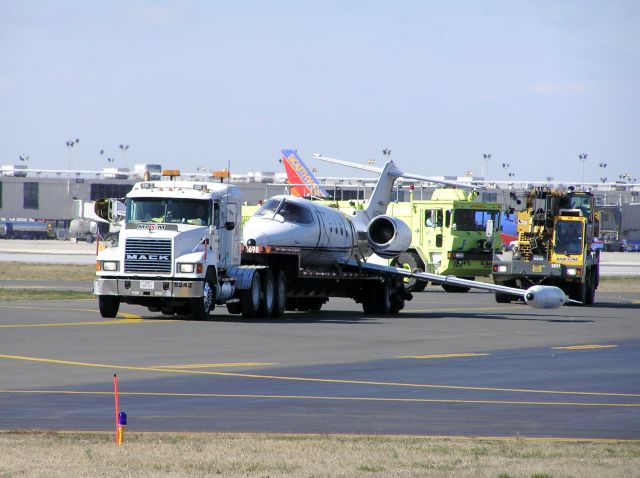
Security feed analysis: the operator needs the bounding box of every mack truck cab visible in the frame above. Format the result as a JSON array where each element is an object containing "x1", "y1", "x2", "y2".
[{"x1": 94, "y1": 170, "x2": 268, "y2": 320}]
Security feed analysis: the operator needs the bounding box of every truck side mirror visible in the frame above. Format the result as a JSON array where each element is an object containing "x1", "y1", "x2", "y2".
[
  {"x1": 94, "y1": 198, "x2": 125, "y2": 224},
  {"x1": 224, "y1": 221, "x2": 235, "y2": 231}
]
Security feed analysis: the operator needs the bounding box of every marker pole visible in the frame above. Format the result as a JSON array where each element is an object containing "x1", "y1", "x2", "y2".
[{"x1": 113, "y1": 373, "x2": 120, "y2": 444}]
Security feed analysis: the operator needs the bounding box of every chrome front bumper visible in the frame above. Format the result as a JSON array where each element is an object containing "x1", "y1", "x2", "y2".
[{"x1": 94, "y1": 278, "x2": 204, "y2": 298}]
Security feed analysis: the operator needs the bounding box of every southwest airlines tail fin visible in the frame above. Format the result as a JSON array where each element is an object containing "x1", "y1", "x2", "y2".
[{"x1": 281, "y1": 149, "x2": 329, "y2": 198}]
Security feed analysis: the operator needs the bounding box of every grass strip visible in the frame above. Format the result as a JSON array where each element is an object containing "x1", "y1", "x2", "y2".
[
  {"x1": 0, "y1": 289, "x2": 94, "y2": 300},
  {"x1": 0, "y1": 431, "x2": 639, "y2": 478}
]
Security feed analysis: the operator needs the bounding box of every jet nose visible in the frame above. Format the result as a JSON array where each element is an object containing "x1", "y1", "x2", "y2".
[{"x1": 242, "y1": 224, "x2": 271, "y2": 247}]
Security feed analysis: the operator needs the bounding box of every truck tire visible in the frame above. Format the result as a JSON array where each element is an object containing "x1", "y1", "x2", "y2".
[
  {"x1": 241, "y1": 271, "x2": 261, "y2": 318},
  {"x1": 271, "y1": 270, "x2": 287, "y2": 318},
  {"x1": 258, "y1": 269, "x2": 275, "y2": 318},
  {"x1": 190, "y1": 279, "x2": 215, "y2": 320},
  {"x1": 585, "y1": 268, "x2": 596, "y2": 305},
  {"x1": 363, "y1": 282, "x2": 391, "y2": 315},
  {"x1": 85, "y1": 233, "x2": 94, "y2": 244},
  {"x1": 392, "y1": 252, "x2": 427, "y2": 292},
  {"x1": 442, "y1": 278, "x2": 473, "y2": 293},
  {"x1": 375, "y1": 283, "x2": 392, "y2": 314},
  {"x1": 495, "y1": 292, "x2": 512, "y2": 303},
  {"x1": 99, "y1": 296, "x2": 120, "y2": 318}
]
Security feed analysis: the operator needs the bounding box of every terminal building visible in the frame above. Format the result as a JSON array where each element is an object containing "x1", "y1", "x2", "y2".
[{"x1": 0, "y1": 169, "x2": 638, "y2": 222}]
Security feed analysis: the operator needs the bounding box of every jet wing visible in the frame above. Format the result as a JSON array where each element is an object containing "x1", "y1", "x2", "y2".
[
  {"x1": 339, "y1": 259, "x2": 580, "y2": 309},
  {"x1": 313, "y1": 154, "x2": 482, "y2": 190}
]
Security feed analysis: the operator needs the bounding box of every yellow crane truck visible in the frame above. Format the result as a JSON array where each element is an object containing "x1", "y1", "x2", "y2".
[{"x1": 492, "y1": 187, "x2": 599, "y2": 304}]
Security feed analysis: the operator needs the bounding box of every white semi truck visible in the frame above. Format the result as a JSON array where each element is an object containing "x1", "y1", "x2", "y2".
[{"x1": 94, "y1": 170, "x2": 407, "y2": 320}]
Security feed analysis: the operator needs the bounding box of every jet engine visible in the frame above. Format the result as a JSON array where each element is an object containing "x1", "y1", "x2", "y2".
[
  {"x1": 367, "y1": 215, "x2": 411, "y2": 259},
  {"x1": 523, "y1": 285, "x2": 567, "y2": 309}
]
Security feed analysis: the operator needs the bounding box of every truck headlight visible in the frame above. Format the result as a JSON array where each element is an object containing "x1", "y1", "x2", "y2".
[
  {"x1": 496, "y1": 265, "x2": 507, "y2": 273},
  {"x1": 178, "y1": 262, "x2": 202, "y2": 274},
  {"x1": 566, "y1": 268, "x2": 578, "y2": 276},
  {"x1": 101, "y1": 261, "x2": 119, "y2": 272}
]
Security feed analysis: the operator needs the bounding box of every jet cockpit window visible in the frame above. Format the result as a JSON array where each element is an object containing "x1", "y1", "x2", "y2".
[
  {"x1": 278, "y1": 202, "x2": 314, "y2": 224},
  {"x1": 126, "y1": 198, "x2": 211, "y2": 225},
  {"x1": 554, "y1": 220, "x2": 584, "y2": 255},
  {"x1": 452, "y1": 209, "x2": 499, "y2": 231},
  {"x1": 253, "y1": 198, "x2": 281, "y2": 217},
  {"x1": 253, "y1": 198, "x2": 314, "y2": 225}
]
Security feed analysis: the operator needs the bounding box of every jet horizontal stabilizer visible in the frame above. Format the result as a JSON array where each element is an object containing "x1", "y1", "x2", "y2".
[{"x1": 313, "y1": 153, "x2": 481, "y2": 190}]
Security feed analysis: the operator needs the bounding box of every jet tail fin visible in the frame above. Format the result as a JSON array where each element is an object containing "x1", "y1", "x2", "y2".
[
  {"x1": 313, "y1": 154, "x2": 403, "y2": 220},
  {"x1": 281, "y1": 149, "x2": 329, "y2": 198}
]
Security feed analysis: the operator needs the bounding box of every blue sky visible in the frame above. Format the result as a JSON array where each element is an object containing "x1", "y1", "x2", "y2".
[{"x1": 1, "y1": 0, "x2": 638, "y2": 182}]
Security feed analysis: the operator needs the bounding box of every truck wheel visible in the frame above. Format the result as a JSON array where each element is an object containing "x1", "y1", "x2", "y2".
[
  {"x1": 271, "y1": 270, "x2": 287, "y2": 318},
  {"x1": 258, "y1": 269, "x2": 275, "y2": 318},
  {"x1": 442, "y1": 282, "x2": 472, "y2": 293},
  {"x1": 390, "y1": 291, "x2": 405, "y2": 314},
  {"x1": 376, "y1": 283, "x2": 392, "y2": 314},
  {"x1": 495, "y1": 292, "x2": 512, "y2": 303},
  {"x1": 393, "y1": 252, "x2": 418, "y2": 290},
  {"x1": 190, "y1": 279, "x2": 215, "y2": 320},
  {"x1": 363, "y1": 282, "x2": 391, "y2": 315},
  {"x1": 241, "y1": 271, "x2": 261, "y2": 318},
  {"x1": 99, "y1": 296, "x2": 120, "y2": 318},
  {"x1": 85, "y1": 233, "x2": 94, "y2": 244},
  {"x1": 412, "y1": 280, "x2": 428, "y2": 292}
]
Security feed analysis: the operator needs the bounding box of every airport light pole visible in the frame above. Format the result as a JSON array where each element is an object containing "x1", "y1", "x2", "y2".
[
  {"x1": 578, "y1": 153, "x2": 588, "y2": 187},
  {"x1": 119, "y1": 144, "x2": 129, "y2": 169},
  {"x1": 619, "y1": 172, "x2": 636, "y2": 183},
  {"x1": 501, "y1": 162, "x2": 511, "y2": 179},
  {"x1": 482, "y1": 153, "x2": 491, "y2": 180},
  {"x1": 66, "y1": 138, "x2": 79, "y2": 193},
  {"x1": 598, "y1": 162, "x2": 607, "y2": 184},
  {"x1": 100, "y1": 149, "x2": 115, "y2": 166}
]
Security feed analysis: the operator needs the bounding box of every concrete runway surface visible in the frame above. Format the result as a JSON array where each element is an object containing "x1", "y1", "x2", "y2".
[{"x1": 1, "y1": 289, "x2": 639, "y2": 438}]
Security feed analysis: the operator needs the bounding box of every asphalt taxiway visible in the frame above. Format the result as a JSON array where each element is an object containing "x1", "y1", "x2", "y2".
[{"x1": 1, "y1": 289, "x2": 639, "y2": 438}]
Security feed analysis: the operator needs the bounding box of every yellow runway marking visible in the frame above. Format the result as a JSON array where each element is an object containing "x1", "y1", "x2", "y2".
[
  {"x1": 398, "y1": 353, "x2": 490, "y2": 359},
  {"x1": 0, "y1": 304, "x2": 97, "y2": 313},
  {"x1": 404, "y1": 306, "x2": 525, "y2": 313},
  {"x1": 153, "y1": 362, "x2": 278, "y2": 369},
  {"x1": 0, "y1": 314, "x2": 171, "y2": 329},
  {"x1": 1, "y1": 354, "x2": 639, "y2": 398},
  {"x1": 552, "y1": 344, "x2": 618, "y2": 351},
  {"x1": 0, "y1": 389, "x2": 637, "y2": 408}
]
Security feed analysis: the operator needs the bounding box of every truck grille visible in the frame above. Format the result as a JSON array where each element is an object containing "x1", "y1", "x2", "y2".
[{"x1": 124, "y1": 238, "x2": 172, "y2": 273}]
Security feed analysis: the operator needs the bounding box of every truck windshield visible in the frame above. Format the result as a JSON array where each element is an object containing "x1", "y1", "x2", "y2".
[
  {"x1": 569, "y1": 195, "x2": 592, "y2": 219},
  {"x1": 126, "y1": 199, "x2": 212, "y2": 226},
  {"x1": 554, "y1": 220, "x2": 584, "y2": 255},
  {"x1": 452, "y1": 209, "x2": 499, "y2": 232},
  {"x1": 253, "y1": 198, "x2": 314, "y2": 225}
]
